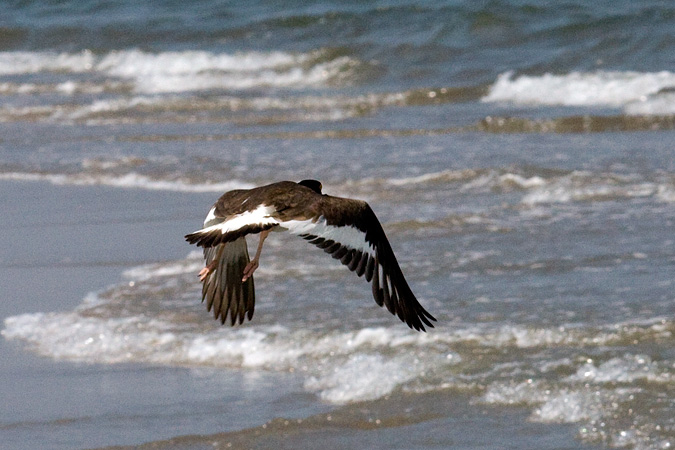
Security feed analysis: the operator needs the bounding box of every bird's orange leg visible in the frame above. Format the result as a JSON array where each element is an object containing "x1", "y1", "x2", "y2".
[
  {"x1": 242, "y1": 229, "x2": 270, "y2": 282},
  {"x1": 199, "y1": 244, "x2": 226, "y2": 282}
]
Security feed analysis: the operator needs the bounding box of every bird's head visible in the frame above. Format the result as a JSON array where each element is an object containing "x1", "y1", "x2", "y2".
[{"x1": 299, "y1": 179, "x2": 323, "y2": 194}]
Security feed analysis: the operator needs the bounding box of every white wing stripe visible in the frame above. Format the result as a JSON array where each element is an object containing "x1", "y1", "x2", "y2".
[
  {"x1": 199, "y1": 204, "x2": 277, "y2": 235},
  {"x1": 283, "y1": 218, "x2": 374, "y2": 254}
]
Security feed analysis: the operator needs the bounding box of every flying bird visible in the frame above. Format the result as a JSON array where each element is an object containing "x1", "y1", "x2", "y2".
[{"x1": 185, "y1": 180, "x2": 436, "y2": 331}]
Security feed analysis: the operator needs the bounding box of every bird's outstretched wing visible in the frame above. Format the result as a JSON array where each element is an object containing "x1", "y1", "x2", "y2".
[
  {"x1": 293, "y1": 196, "x2": 437, "y2": 331},
  {"x1": 201, "y1": 237, "x2": 255, "y2": 325}
]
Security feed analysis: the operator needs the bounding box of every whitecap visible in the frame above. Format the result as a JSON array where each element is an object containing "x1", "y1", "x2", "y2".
[
  {"x1": 0, "y1": 171, "x2": 253, "y2": 192},
  {"x1": 0, "y1": 50, "x2": 96, "y2": 75},
  {"x1": 0, "y1": 49, "x2": 359, "y2": 94},
  {"x1": 482, "y1": 70, "x2": 675, "y2": 112}
]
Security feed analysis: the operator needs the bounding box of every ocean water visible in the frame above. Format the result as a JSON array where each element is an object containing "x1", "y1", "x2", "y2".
[{"x1": 1, "y1": 1, "x2": 674, "y2": 449}]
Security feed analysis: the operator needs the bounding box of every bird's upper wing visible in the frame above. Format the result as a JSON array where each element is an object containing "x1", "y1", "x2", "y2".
[
  {"x1": 185, "y1": 188, "x2": 281, "y2": 248},
  {"x1": 201, "y1": 237, "x2": 255, "y2": 325},
  {"x1": 288, "y1": 196, "x2": 436, "y2": 331}
]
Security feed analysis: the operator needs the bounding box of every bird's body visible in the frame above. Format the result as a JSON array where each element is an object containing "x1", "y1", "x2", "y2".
[{"x1": 185, "y1": 180, "x2": 436, "y2": 331}]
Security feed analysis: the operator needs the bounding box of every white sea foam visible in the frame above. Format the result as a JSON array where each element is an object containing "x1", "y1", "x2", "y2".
[
  {"x1": 480, "y1": 379, "x2": 548, "y2": 406},
  {"x1": 483, "y1": 70, "x2": 675, "y2": 113},
  {"x1": 517, "y1": 382, "x2": 671, "y2": 450},
  {"x1": 477, "y1": 342, "x2": 674, "y2": 450},
  {"x1": 4, "y1": 284, "x2": 667, "y2": 370},
  {"x1": 2, "y1": 244, "x2": 671, "y2": 412},
  {"x1": 102, "y1": 50, "x2": 354, "y2": 93},
  {"x1": 0, "y1": 50, "x2": 96, "y2": 75},
  {"x1": 304, "y1": 353, "x2": 420, "y2": 403},
  {"x1": 568, "y1": 354, "x2": 671, "y2": 384},
  {"x1": 1, "y1": 309, "x2": 455, "y2": 404},
  {"x1": 384, "y1": 169, "x2": 479, "y2": 186},
  {"x1": 372, "y1": 166, "x2": 675, "y2": 207},
  {"x1": 0, "y1": 171, "x2": 252, "y2": 192},
  {"x1": 347, "y1": 169, "x2": 547, "y2": 193},
  {"x1": 625, "y1": 91, "x2": 675, "y2": 115},
  {"x1": 0, "y1": 80, "x2": 122, "y2": 96},
  {"x1": 460, "y1": 171, "x2": 548, "y2": 192},
  {"x1": 0, "y1": 92, "x2": 373, "y2": 124},
  {"x1": 481, "y1": 380, "x2": 643, "y2": 449},
  {"x1": 518, "y1": 171, "x2": 675, "y2": 205},
  {"x1": 63, "y1": 96, "x2": 162, "y2": 120},
  {"x1": 655, "y1": 184, "x2": 675, "y2": 202},
  {"x1": 480, "y1": 368, "x2": 663, "y2": 422},
  {"x1": 0, "y1": 49, "x2": 357, "y2": 94},
  {"x1": 521, "y1": 181, "x2": 665, "y2": 205},
  {"x1": 365, "y1": 169, "x2": 645, "y2": 204},
  {"x1": 532, "y1": 388, "x2": 606, "y2": 423}
]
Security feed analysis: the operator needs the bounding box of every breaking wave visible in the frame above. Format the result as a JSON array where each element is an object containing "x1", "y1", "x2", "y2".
[
  {"x1": 0, "y1": 171, "x2": 253, "y2": 193},
  {"x1": 2, "y1": 248, "x2": 672, "y2": 448},
  {"x1": 483, "y1": 70, "x2": 675, "y2": 115},
  {"x1": 0, "y1": 49, "x2": 359, "y2": 94},
  {"x1": 4, "y1": 164, "x2": 675, "y2": 206}
]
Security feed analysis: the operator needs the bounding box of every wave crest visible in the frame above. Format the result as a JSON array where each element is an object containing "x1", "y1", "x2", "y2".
[
  {"x1": 483, "y1": 70, "x2": 675, "y2": 113},
  {"x1": 0, "y1": 48, "x2": 361, "y2": 94}
]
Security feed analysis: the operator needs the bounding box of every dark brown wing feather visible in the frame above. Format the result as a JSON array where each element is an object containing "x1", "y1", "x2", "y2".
[
  {"x1": 301, "y1": 196, "x2": 436, "y2": 332},
  {"x1": 201, "y1": 237, "x2": 255, "y2": 325}
]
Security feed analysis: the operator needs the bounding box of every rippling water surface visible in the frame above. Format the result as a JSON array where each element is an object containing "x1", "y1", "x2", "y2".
[{"x1": 1, "y1": 1, "x2": 674, "y2": 449}]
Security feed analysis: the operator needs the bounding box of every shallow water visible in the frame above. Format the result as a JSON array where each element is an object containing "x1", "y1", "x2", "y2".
[{"x1": 1, "y1": 1, "x2": 674, "y2": 449}]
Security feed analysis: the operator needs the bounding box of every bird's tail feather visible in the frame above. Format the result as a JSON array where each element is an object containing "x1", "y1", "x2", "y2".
[{"x1": 201, "y1": 237, "x2": 255, "y2": 325}]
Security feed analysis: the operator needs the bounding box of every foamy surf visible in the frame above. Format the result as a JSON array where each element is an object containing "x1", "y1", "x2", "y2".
[
  {"x1": 479, "y1": 352, "x2": 674, "y2": 449},
  {"x1": 0, "y1": 171, "x2": 253, "y2": 192},
  {"x1": 3, "y1": 297, "x2": 671, "y2": 418},
  {"x1": 338, "y1": 168, "x2": 675, "y2": 208},
  {"x1": 9, "y1": 303, "x2": 668, "y2": 403},
  {"x1": 4, "y1": 165, "x2": 675, "y2": 207},
  {"x1": 0, "y1": 48, "x2": 359, "y2": 94},
  {"x1": 2, "y1": 245, "x2": 673, "y2": 448},
  {"x1": 483, "y1": 70, "x2": 675, "y2": 114},
  {"x1": 1, "y1": 309, "x2": 455, "y2": 405},
  {"x1": 0, "y1": 50, "x2": 97, "y2": 75}
]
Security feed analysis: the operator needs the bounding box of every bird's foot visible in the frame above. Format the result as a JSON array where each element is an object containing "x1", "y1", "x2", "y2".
[
  {"x1": 199, "y1": 261, "x2": 218, "y2": 282},
  {"x1": 242, "y1": 259, "x2": 259, "y2": 282}
]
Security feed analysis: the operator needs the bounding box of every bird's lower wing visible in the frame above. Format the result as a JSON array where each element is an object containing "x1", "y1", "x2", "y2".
[
  {"x1": 202, "y1": 237, "x2": 255, "y2": 325},
  {"x1": 286, "y1": 206, "x2": 436, "y2": 331}
]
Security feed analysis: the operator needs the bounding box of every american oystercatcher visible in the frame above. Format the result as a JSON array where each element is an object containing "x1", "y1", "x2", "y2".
[{"x1": 185, "y1": 180, "x2": 436, "y2": 331}]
